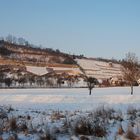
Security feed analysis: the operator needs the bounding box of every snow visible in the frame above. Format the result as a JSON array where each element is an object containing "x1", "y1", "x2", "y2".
[
  {"x1": 0, "y1": 87, "x2": 140, "y2": 140},
  {"x1": 26, "y1": 66, "x2": 49, "y2": 76},
  {"x1": 0, "y1": 87, "x2": 140, "y2": 111},
  {"x1": 26, "y1": 65, "x2": 82, "y2": 76},
  {"x1": 76, "y1": 58, "x2": 122, "y2": 79}
]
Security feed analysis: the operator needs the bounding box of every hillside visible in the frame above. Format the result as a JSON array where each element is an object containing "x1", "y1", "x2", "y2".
[
  {"x1": 0, "y1": 40, "x2": 82, "y2": 75},
  {"x1": 76, "y1": 58, "x2": 122, "y2": 80},
  {"x1": 0, "y1": 40, "x2": 126, "y2": 88},
  {"x1": 0, "y1": 40, "x2": 76, "y2": 64}
]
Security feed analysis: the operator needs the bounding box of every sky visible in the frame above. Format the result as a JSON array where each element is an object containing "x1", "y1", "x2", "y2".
[{"x1": 0, "y1": 0, "x2": 140, "y2": 59}]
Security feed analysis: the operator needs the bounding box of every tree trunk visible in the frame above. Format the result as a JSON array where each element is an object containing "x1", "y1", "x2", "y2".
[
  {"x1": 131, "y1": 84, "x2": 133, "y2": 95},
  {"x1": 89, "y1": 89, "x2": 91, "y2": 95}
]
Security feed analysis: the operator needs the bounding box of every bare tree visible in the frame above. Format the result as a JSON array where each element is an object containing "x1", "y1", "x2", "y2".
[
  {"x1": 121, "y1": 52, "x2": 140, "y2": 95},
  {"x1": 5, "y1": 34, "x2": 13, "y2": 43},
  {"x1": 28, "y1": 75, "x2": 35, "y2": 87},
  {"x1": 18, "y1": 37, "x2": 26, "y2": 45},
  {"x1": 12, "y1": 36, "x2": 17, "y2": 44},
  {"x1": 0, "y1": 36, "x2": 4, "y2": 41},
  {"x1": 0, "y1": 72, "x2": 5, "y2": 86},
  {"x1": 57, "y1": 77, "x2": 64, "y2": 88},
  {"x1": 5, "y1": 78, "x2": 12, "y2": 87},
  {"x1": 86, "y1": 77, "x2": 98, "y2": 95}
]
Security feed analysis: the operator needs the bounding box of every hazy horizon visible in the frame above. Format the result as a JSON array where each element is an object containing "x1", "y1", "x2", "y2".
[{"x1": 0, "y1": 0, "x2": 140, "y2": 59}]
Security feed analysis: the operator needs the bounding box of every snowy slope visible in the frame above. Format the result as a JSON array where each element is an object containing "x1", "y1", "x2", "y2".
[
  {"x1": 26, "y1": 65, "x2": 82, "y2": 76},
  {"x1": 76, "y1": 58, "x2": 122, "y2": 79},
  {"x1": 26, "y1": 66, "x2": 49, "y2": 76}
]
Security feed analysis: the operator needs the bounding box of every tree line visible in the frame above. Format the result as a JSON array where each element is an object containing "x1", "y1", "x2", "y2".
[
  {"x1": 0, "y1": 70, "x2": 81, "y2": 88},
  {"x1": 0, "y1": 35, "x2": 85, "y2": 60}
]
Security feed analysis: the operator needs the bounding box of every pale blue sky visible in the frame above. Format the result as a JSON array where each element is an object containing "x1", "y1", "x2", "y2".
[{"x1": 0, "y1": 0, "x2": 140, "y2": 59}]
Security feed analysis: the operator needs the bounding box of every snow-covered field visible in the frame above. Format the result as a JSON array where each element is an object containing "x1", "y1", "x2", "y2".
[
  {"x1": 0, "y1": 87, "x2": 140, "y2": 140},
  {"x1": 0, "y1": 87, "x2": 140, "y2": 111}
]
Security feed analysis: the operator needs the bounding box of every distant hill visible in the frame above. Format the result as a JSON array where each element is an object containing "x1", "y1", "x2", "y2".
[
  {"x1": 0, "y1": 39, "x2": 123, "y2": 82},
  {"x1": 0, "y1": 40, "x2": 76, "y2": 65}
]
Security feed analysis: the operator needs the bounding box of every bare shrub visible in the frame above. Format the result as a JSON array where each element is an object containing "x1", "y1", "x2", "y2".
[
  {"x1": 8, "y1": 136, "x2": 16, "y2": 140},
  {"x1": 127, "y1": 106, "x2": 137, "y2": 121},
  {"x1": 7, "y1": 105, "x2": 14, "y2": 113},
  {"x1": 113, "y1": 110, "x2": 123, "y2": 122},
  {"x1": 92, "y1": 106, "x2": 116, "y2": 123},
  {"x1": 80, "y1": 135, "x2": 90, "y2": 140},
  {"x1": 9, "y1": 118, "x2": 17, "y2": 131},
  {"x1": 118, "y1": 124, "x2": 124, "y2": 135},
  {"x1": 51, "y1": 111, "x2": 65, "y2": 121},
  {"x1": 93, "y1": 124, "x2": 107, "y2": 137},
  {"x1": 8, "y1": 133, "x2": 18, "y2": 140},
  {"x1": 74, "y1": 117, "x2": 92, "y2": 135},
  {"x1": 125, "y1": 126, "x2": 137, "y2": 140},
  {"x1": 40, "y1": 133, "x2": 56, "y2": 140},
  {"x1": 73, "y1": 107, "x2": 118, "y2": 137},
  {"x1": 0, "y1": 108, "x2": 8, "y2": 119},
  {"x1": 74, "y1": 115, "x2": 107, "y2": 137},
  {"x1": 40, "y1": 135, "x2": 51, "y2": 140},
  {"x1": 27, "y1": 115, "x2": 31, "y2": 120},
  {"x1": 18, "y1": 123, "x2": 28, "y2": 132},
  {"x1": 135, "y1": 137, "x2": 140, "y2": 140}
]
